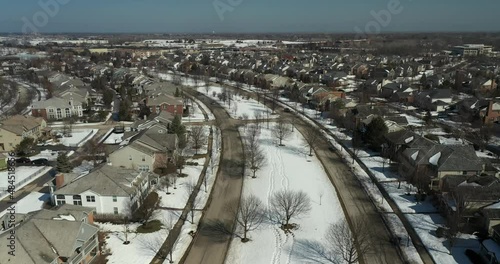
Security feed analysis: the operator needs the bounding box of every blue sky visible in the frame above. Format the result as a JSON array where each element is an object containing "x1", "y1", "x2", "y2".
[{"x1": 0, "y1": 0, "x2": 498, "y2": 33}]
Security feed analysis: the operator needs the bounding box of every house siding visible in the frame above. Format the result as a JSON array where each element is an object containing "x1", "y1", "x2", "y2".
[
  {"x1": 108, "y1": 146, "x2": 155, "y2": 171},
  {"x1": 0, "y1": 129, "x2": 21, "y2": 152}
]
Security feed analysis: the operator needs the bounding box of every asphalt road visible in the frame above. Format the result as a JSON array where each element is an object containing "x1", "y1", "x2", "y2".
[{"x1": 181, "y1": 92, "x2": 245, "y2": 264}]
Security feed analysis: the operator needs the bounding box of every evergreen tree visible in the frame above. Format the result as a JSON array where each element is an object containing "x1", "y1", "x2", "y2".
[
  {"x1": 174, "y1": 87, "x2": 181, "y2": 97},
  {"x1": 169, "y1": 115, "x2": 186, "y2": 148},
  {"x1": 56, "y1": 153, "x2": 73, "y2": 173},
  {"x1": 363, "y1": 116, "x2": 388, "y2": 150}
]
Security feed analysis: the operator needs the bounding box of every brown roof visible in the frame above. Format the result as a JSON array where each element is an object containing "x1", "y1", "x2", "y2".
[{"x1": 0, "y1": 115, "x2": 44, "y2": 135}]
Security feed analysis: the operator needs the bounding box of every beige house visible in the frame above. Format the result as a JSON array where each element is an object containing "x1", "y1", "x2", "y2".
[
  {"x1": 109, "y1": 124, "x2": 178, "y2": 172},
  {"x1": 0, "y1": 115, "x2": 47, "y2": 152}
]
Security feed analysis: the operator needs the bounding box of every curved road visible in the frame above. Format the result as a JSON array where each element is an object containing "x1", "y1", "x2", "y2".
[{"x1": 181, "y1": 91, "x2": 245, "y2": 264}]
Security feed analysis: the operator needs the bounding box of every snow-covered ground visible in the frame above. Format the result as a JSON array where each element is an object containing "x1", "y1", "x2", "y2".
[
  {"x1": 55, "y1": 129, "x2": 98, "y2": 147},
  {"x1": 104, "y1": 132, "x2": 125, "y2": 144},
  {"x1": 158, "y1": 158, "x2": 205, "y2": 209},
  {"x1": 197, "y1": 86, "x2": 278, "y2": 120},
  {"x1": 98, "y1": 210, "x2": 171, "y2": 264},
  {"x1": 100, "y1": 127, "x2": 222, "y2": 264},
  {"x1": 407, "y1": 214, "x2": 480, "y2": 264},
  {"x1": 0, "y1": 191, "x2": 50, "y2": 218},
  {"x1": 276, "y1": 96, "x2": 478, "y2": 263},
  {"x1": 0, "y1": 166, "x2": 52, "y2": 200},
  {"x1": 226, "y1": 123, "x2": 346, "y2": 264},
  {"x1": 29, "y1": 149, "x2": 59, "y2": 161},
  {"x1": 183, "y1": 97, "x2": 215, "y2": 122},
  {"x1": 184, "y1": 125, "x2": 210, "y2": 157}
]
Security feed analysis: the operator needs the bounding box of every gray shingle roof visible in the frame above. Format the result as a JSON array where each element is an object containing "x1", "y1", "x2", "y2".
[{"x1": 54, "y1": 165, "x2": 150, "y2": 196}]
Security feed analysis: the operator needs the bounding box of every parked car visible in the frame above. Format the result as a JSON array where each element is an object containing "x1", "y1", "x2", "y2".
[
  {"x1": 16, "y1": 157, "x2": 31, "y2": 164},
  {"x1": 31, "y1": 158, "x2": 48, "y2": 166}
]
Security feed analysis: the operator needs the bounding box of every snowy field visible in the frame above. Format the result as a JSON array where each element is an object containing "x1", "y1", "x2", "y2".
[
  {"x1": 184, "y1": 125, "x2": 211, "y2": 157},
  {"x1": 56, "y1": 129, "x2": 98, "y2": 147},
  {"x1": 226, "y1": 123, "x2": 346, "y2": 264},
  {"x1": 197, "y1": 86, "x2": 278, "y2": 120}
]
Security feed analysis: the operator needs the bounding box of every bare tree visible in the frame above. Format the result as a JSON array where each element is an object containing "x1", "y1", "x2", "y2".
[
  {"x1": 245, "y1": 142, "x2": 266, "y2": 178},
  {"x1": 273, "y1": 119, "x2": 292, "y2": 146},
  {"x1": 270, "y1": 190, "x2": 311, "y2": 227},
  {"x1": 83, "y1": 137, "x2": 107, "y2": 167},
  {"x1": 185, "y1": 181, "x2": 202, "y2": 224},
  {"x1": 122, "y1": 199, "x2": 135, "y2": 245},
  {"x1": 189, "y1": 126, "x2": 207, "y2": 155},
  {"x1": 173, "y1": 152, "x2": 185, "y2": 188},
  {"x1": 302, "y1": 126, "x2": 321, "y2": 156},
  {"x1": 253, "y1": 111, "x2": 263, "y2": 131},
  {"x1": 226, "y1": 195, "x2": 266, "y2": 242},
  {"x1": 447, "y1": 186, "x2": 474, "y2": 248},
  {"x1": 326, "y1": 218, "x2": 373, "y2": 264},
  {"x1": 172, "y1": 72, "x2": 182, "y2": 86},
  {"x1": 138, "y1": 230, "x2": 170, "y2": 260},
  {"x1": 160, "y1": 175, "x2": 174, "y2": 195}
]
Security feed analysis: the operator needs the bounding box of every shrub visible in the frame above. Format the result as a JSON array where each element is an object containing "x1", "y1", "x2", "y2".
[
  {"x1": 94, "y1": 214, "x2": 128, "y2": 224},
  {"x1": 185, "y1": 161, "x2": 199, "y2": 166},
  {"x1": 436, "y1": 227, "x2": 447, "y2": 238},
  {"x1": 136, "y1": 219, "x2": 162, "y2": 233},
  {"x1": 132, "y1": 192, "x2": 159, "y2": 221}
]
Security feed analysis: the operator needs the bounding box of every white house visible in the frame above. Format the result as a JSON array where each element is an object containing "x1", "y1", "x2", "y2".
[{"x1": 51, "y1": 165, "x2": 158, "y2": 215}]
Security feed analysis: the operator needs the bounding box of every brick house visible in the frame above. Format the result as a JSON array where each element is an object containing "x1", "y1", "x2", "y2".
[
  {"x1": 146, "y1": 94, "x2": 184, "y2": 115},
  {"x1": 480, "y1": 101, "x2": 500, "y2": 124}
]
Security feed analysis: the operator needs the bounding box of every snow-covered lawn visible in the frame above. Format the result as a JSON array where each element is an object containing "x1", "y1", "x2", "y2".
[
  {"x1": 104, "y1": 132, "x2": 125, "y2": 144},
  {"x1": 406, "y1": 214, "x2": 480, "y2": 264},
  {"x1": 29, "y1": 149, "x2": 59, "y2": 161},
  {"x1": 56, "y1": 129, "x2": 98, "y2": 147},
  {"x1": 0, "y1": 191, "x2": 50, "y2": 218},
  {"x1": 158, "y1": 158, "x2": 205, "y2": 209},
  {"x1": 183, "y1": 97, "x2": 215, "y2": 122},
  {"x1": 226, "y1": 123, "x2": 346, "y2": 264},
  {"x1": 99, "y1": 210, "x2": 171, "y2": 264},
  {"x1": 197, "y1": 86, "x2": 278, "y2": 120},
  {"x1": 184, "y1": 125, "x2": 210, "y2": 157}
]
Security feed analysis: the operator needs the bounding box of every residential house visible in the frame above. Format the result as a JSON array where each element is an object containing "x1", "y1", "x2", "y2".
[
  {"x1": 0, "y1": 115, "x2": 47, "y2": 152},
  {"x1": 109, "y1": 123, "x2": 178, "y2": 172},
  {"x1": 480, "y1": 79, "x2": 498, "y2": 93},
  {"x1": 415, "y1": 89, "x2": 453, "y2": 112},
  {"x1": 52, "y1": 165, "x2": 158, "y2": 215},
  {"x1": 32, "y1": 92, "x2": 85, "y2": 121},
  {"x1": 480, "y1": 101, "x2": 500, "y2": 124},
  {"x1": 398, "y1": 139, "x2": 484, "y2": 190},
  {"x1": 146, "y1": 93, "x2": 184, "y2": 115},
  {"x1": 0, "y1": 204, "x2": 99, "y2": 264}
]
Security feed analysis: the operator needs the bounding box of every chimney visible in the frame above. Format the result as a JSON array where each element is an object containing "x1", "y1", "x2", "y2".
[{"x1": 55, "y1": 173, "x2": 65, "y2": 189}]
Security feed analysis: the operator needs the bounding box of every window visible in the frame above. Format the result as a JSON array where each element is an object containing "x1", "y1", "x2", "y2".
[
  {"x1": 86, "y1": 195, "x2": 95, "y2": 202},
  {"x1": 65, "y1": 108, "x2": 71, "y2": 117},
  {"x1": 113, "y1": 207, "x2": 118, "y2": 214},
  {"x1": 112, "y1": 196, "x2": 117, "y2": 202},
  {"x1": 48, "y1": 108, "x2": 54, "y2": 113},
  {"x1": 56, "y1": 194, "x2": 66, "y2": 205},
  {"x1": 56, "y1": 108, "x2": 62, "y2": 119},
  {"x1": 138, "y1": 165, "x2": 149, "y2": 172},
  {"x1": 73, "y1": 195, "x2": 82, "y2": 206}
]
